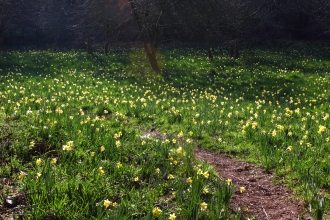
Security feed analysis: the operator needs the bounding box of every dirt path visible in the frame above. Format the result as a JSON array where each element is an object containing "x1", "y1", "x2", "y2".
[{"x1": 194, "y1": 147, "x2": 312, "y2": 220}]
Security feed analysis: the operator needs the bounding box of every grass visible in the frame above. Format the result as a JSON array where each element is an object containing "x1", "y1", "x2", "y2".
[{"x1": 1, "y1": 44, "x2": 330, "y2": 219}]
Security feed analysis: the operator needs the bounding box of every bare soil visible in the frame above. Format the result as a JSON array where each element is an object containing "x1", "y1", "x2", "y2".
[{"x1": 194, "y1": 146, "x2": 312, "y2": 220}]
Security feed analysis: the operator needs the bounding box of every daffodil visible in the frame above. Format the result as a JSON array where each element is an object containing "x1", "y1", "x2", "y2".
[
  {"x1": 98, "y1": 167, "x2": 105, "y2": 175},
  {"x1": 51, "y1": 158, "x2": 57, "y2": 164},
  {"x1": 169, "y1": 213, "x2": 176, "y2": 220},
  {"x1": 103, "y1": 199, "x2": 112, "y2": 208},
  {"x1": 239, "y1": 186, "x2": 246, "y2": 193},
  {"x1": 18, "y1": 171, "x2": 26, "y2": 179},
  {"x1": 35, "y1": 172, "x2": 42, "y2": 179},
  {"x1": 318, "y1": 125, "x2": 326, "y2": 134},
  {"x1": 202, "y1": 187, "x2": 209, "y2": 194},
  {"x1": 226, "y1": 179, "x2": 232, "y2": 186},
  {"x1": 36, "y1": 158, "x2": 42, "y2": 166},
  {"x1": 167, "y1": 174, "x2": 174, "y2": 180},
  {"x1": 203, "y1": 171, "x2": 209, "y2": 178},
  {"x1": 29, "y1": 141, "x2": 35, "y2": 148},
  {"x1": 116, "y1": 162, "x2": 122, "y2": 168},
  {"x1": 200, "y1": 202, "x2": 208, "y2": 211},
  {"x1": 152, "y1": 207, "x2": 162, "y2": 216}
]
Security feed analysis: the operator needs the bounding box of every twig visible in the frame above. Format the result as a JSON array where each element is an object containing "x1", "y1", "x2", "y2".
[{"x1": 262, "y1": 205, "x2": 269, "y2": 219}]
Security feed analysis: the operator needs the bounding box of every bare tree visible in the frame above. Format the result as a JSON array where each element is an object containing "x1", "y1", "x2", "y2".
[
  {"x1": 128, "y1": 0, "x2": 184, "y2": 73},
  {"x1": 71, "y1": 0, "x2": 131, "y2": 54}
]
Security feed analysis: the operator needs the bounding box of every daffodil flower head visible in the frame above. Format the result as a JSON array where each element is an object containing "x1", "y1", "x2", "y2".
[
  {"x1": 51, "y1": 158, "x2": 57, "y2": 164},
  {"x1": 103, "y1": 199, "x2": 112, "y2": 208},
  {"x1": 200, "y1": 202, "x2": 208, "y2": 211},
  {"x1": 169, "y1": 213, "x2": 176, "y2": 220},
  {"x1": 152, "y1": 207, "x2": 162, "y2": 216},
  {"x1": 36, "y1": 158, "x2": 42, "y2": 166}
]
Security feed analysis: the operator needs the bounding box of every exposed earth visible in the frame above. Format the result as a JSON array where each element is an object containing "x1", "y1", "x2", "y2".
[{"x1": 194, "y1": 146, "x2": 313, "y2": 220}]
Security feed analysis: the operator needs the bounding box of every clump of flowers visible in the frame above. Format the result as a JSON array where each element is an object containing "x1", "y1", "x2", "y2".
[
  {"x1": 318, "y1": 125, "x2": 326, "y2": 134},
  {"x1": 63, "y1": 141, "x2": 74, "y2": 151}
]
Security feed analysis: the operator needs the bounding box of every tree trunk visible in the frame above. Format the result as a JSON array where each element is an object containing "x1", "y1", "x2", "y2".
[
  {"x1": 234, "y1": 39, "x2": 239, "y2": 59},
  {"x1": 87, "y1": 37, "x2": 93, "y2": 55},
  {"x1": 208, "y1": 48, "x2": 213, "y2": 60},
  {"x1": 229, "y1": 40, "x2": 235, "y2": 58},
  {"x1": 146, "y1": 51, "x2": 161, "y2": 73},
  {"x1": 144, "y1": 43, "x2": 161, "y2": 73},
  {"x1": 229, "y1": 39, "x2": 239, "y2": 59},
  {"x1": 104, "y1": 42, "x2": 109, "y2": 55}
]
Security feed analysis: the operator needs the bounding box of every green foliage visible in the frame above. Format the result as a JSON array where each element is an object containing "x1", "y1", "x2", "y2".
[{"x1": 1, "y1": 45, "x2": 330, "y2": 219}]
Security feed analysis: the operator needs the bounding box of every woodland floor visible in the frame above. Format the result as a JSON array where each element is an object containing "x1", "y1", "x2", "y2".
[{"x1": 0, "y1": 129, "x2": 317, "y2": 220}]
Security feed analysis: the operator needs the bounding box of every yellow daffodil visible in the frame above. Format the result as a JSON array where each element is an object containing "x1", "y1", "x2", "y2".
[
  {"x1": 167, "y1": 174, "x2": 174, "y2": 180},
  {"x1": 35, "y1": 172, "x2": 42, "y2": 179},
  {"x1": 36, "y1": 158, "x2": 42, "y2": 166},
  {"x1": 103, "y1": 199, "x2": 112, "y2": 208},
  {"x1": 152, "y1": 207, "x2": 162, "y2": 216},
  {"x1": 239, "y1": 186, "x2": 246, "y2": 193},
  {"x1": 169, "y1": 213, "x2": 176, "y2": 220},
  {"x1": 318, "y1": 125, "x2": 326, "y2": 134},
  {"x1": 116, "y1": 162, "x2": 122, "y2": 168},
  {"x1": 203, "y1": 171, "x2": 209, "y2": 178},
  {"x1": 202, "y1": 187, "x2": 209, "y2": 194},
  {"x1": 18, "y1": 171, "x2": 26, "y2": 179},
  {"x1": 226, "y1": 179, "x2": 232, "y2": 186},
  {"x1": 98, "y1": 167, "x2": 105, "y2": 175},
  {"x1": 51, "y1": 158, "x2": 57, "y2": 164},
  {"x1": 29, "y1": 141, "x2": 35, "y2": 148},
  {"x1": 200, "y1": 202, "x2": 208, "y2": 211}
]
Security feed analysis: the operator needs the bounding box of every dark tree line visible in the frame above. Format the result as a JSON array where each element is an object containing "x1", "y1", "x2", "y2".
[{"x1": 1, "y1": 0, "x2": 330, "y2": 71}]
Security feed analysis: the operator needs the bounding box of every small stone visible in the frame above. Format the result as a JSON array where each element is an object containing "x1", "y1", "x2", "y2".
[{"x1": 4, "y1": 198, "x2": 17, "y2": 208}]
